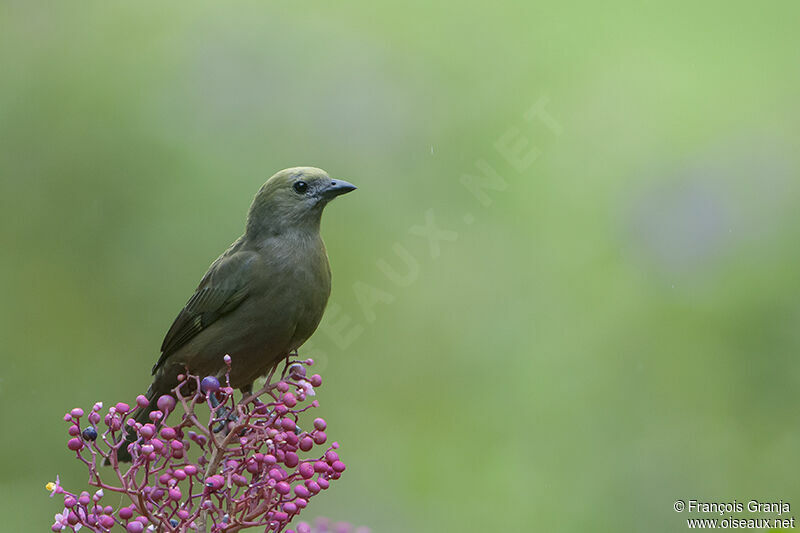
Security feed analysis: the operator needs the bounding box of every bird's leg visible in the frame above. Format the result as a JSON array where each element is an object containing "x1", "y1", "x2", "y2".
[
  {"x1": 209, "y1": 393, "x2": 228, "y2": 433},
  {"x1": 239, "y1": 383, "x2": 263, "y2": 411},
  {"x1": 209, "y1": 386, "x2": 247, "y2": 434}
]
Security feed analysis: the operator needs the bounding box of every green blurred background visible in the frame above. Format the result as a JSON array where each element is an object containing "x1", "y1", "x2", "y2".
[{"x1": 2, "y1": 1, "x2": 799, "y2": 531}]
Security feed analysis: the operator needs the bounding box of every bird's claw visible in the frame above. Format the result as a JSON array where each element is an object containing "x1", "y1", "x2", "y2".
[{"x1": 209, "y1": 394, "x2": 237, "y2": 433}]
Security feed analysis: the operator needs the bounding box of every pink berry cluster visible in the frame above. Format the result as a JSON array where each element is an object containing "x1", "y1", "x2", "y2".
[{"x1": 48, "y1": 356, "x2": 346, "y2": 532}]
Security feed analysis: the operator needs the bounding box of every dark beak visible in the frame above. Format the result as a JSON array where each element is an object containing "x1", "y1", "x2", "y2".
[{"x1": 323, "y1": 179, "x2": 357, "y2": 199}]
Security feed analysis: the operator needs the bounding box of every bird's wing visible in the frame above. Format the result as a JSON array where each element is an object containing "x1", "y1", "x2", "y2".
[{"x1": 152, "y1": 250, "x2": 259, "y2": 374}]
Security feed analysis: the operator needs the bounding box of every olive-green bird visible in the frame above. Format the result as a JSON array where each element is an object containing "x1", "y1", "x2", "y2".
[{"x1": 118, "y1": 167, "x2": 355, "y2": 461}]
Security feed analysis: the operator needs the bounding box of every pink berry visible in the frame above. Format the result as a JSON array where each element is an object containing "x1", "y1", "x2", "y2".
[
  {"x1": 205, "y1": 475, "x2": 224, "y2": 491},
  {"x1": 299, "y1": 462, "x2": 315, "y2": 479},
  {"x1": 282, "y1": 393, "x2": 297, "y2": 407},
  {"x1": 284, "y1": 452, "x2": 299, "y2": 468},
  {"x1": 156, "y1": 395, "x2": 175, "y2": 412}
]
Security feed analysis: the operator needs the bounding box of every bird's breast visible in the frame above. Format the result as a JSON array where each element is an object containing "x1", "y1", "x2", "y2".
[{"x1": 257, "y1": 235, "x2": 332, "y2": 349}]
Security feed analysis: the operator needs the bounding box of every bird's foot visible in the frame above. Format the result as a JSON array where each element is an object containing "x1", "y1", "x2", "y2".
[{"x1": 209, "y1": 393, "x2": 238, "y2": 433}]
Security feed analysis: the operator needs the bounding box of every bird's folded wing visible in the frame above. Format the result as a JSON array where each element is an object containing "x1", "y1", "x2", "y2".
[{"x1": 152, "y1": 250, "x2": 258, "y2": 374}]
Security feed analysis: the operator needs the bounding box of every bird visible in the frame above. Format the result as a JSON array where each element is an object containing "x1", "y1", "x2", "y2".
[{"x1": 117, "y1": 167, "x2": 356, "y2": 462}]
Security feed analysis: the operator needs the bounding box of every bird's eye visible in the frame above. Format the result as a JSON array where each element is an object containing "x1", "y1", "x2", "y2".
[{"x1": 293, "y1": 181, "x2": 308, "y2": 194}]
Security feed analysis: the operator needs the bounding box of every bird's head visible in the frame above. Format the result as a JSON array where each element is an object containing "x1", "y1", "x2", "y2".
[{"x1": 246, "y1": 167, "x2": 356, "y2": 237}]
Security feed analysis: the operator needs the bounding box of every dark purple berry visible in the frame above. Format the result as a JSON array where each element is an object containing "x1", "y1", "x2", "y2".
[
  {"x1": 288, "y1": 363, "x2": 306, "y2": 379},
  {"x1": 82, "y1": 427, "x2": 98, "y2": 441},
  {"x1": 200, "y1": 376, "x2": 220, "y2": 394}
]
